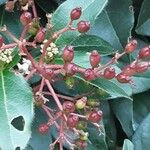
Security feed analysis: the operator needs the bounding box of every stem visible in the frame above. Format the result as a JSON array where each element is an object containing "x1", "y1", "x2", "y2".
[
  {"x1": 25, "y1": 69, "x2": 36, "y2": 80},
  {"x1": 0, "y1": 43, "x2": 17, "y2": 51},
  {"x1": 45, "y1": 80, "x2": 63, "y2": 111},
  {"x1": 44, "y1": 64, "x2": 63, "y2": 69},
  {"x1": 32, "y1": 0, "x2": 38, "y2": 18},
  {"x1": 20, "y1": 25, "x2": 29, "y2": 41},
  {"x1": 38, "y1": 77, "x2": 45, "y2": 93},
  {"x1": 70, "y1": 113, "x2": 86, "y2": 119}
]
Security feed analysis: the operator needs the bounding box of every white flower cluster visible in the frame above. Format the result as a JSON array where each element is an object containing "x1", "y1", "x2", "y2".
[
  {"x1": 17, "y1": 58, "x2": 32, "y2": 75},
  {"x1": 40, "y1": 40, "x2": 59, "y2": 60},
  {"x1": 0, "y1": 48, "x2": 13, "y2": 63}
]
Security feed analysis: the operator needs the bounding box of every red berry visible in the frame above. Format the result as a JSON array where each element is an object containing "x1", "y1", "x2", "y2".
[
  {"x1": 63, "y1": 46, "x2": 74, "y2": 62},
  {"x1": 125, "y1": 40, "x2": 137, "y2": 54},
  {"x1": 135, "y1": 62, "x2": 149, "y2": 73},
  {"x1": 70, "y1": 7, "x2": 82, "y2": 20},
  {"x1": 67, "y1": 114, "x2": 79, "y2": 128},
  {"x1": 103, "y1": 67, "x2": 116, "y2": 79},
  {"x1": 84, "y1": 69, "x2": 95, "y2": 80},
  {"x1": 77, "y1": 21, "x2": 90, "y2": 33},
  {"x1": 122, "y1": 65, "x2": 136, "y2": 76},
  {"x1": 75, "y1": 139, "x2": 87, "y2": 149},
  {"x1": 64, "y1": 63, "x2": 77, "y2": 76},
  {"x1": 87, "y1": 111, "x2": 103, "y2": 123},
  {"x1": 63, "y1": 101, "x2": 75, "y2": 113},
  {"x1": 35, "y1": 28, "x2": 46, "y2": 43},
  {"x1": 116, "y1": 73, "x2": 131, "y2": 83},
  {"x1": 38, "y1": 123, "x2": 49, "y2": 134},
  {"x1": 5, "y1": 1, "x2": 15, "y2": 12},
  {"x1": 0, "y1": 35, "x2": 4, "y2": 48},
  {"x1": 138, "y1": 46, "x2": 150, "y2": 59},
  {"x1": 20, "y1": 11, "x2": 32, "y2": 26},
  {"x1": 90, "y1": 50, "x2": 101, "y2": 68}
]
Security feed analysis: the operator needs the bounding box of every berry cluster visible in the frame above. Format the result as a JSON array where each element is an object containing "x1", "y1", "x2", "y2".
[{"x1": 0, "y1": 1, "x2": 150, "y2": 150}]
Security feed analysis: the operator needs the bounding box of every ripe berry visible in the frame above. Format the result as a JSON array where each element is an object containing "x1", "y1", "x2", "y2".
[
  {"x1": 35, "y1": 28, "x2": 46, "y2": 43},
  {"x1": 77, "y1": 21, "x2": 90, "y2": 33},
  {"x1": 67, "y1": 114, "x2": 79, "y2": 128},
  {"x1": 125, "y1": 40, "x2": 137, "y2": 54},
  {"x1": 64, "y1": 63, "x2": 77, "y2": 76},
  {"x1": 116, "y1": 73, "x2": 131, "y2": 83},
  {"x1": 84, "y1": 69, "x2": 95, "y2": 80},
  {"x1": 135, "y1": 62, "x2": 149, "y2": 73},
  {"x1": 20, "y1": 11, "x2": 32, "y2": 26},
  {"x1": 75, "y1": 97, "x2": 87, "y2": 109},
  {"x1": 90, "y1": 50, "x2": 101, "y2": 68},
  {"x1": 5, "y1": 1, "x2": 15, "y2": 12},
  {"x1": 138, "y1": 46, "x2": 150, "y2": 59},
  {"x1": 63, "y1": 101, "x2": 75, "y2": 113},
  {"x1": 70, "y1": 7, "x2": 82, "y2": 20},
  {"x1": 122, "y1": 65, "x2": 136, "y2": 76},
  {"x1": 38, "y1": 123, "x2": 49, "y2": 134},
  {"x1": 87, "y1": 111, "x2": 103, "y2": 123},
  {"x1": 0, "y1": 35, "x2": 4, "y2": 48},
  {"x1": 75, "y1": 139, "x2": 87, "y2": 149},
  {"x1": 62, "y1": 46, "x2": 74, "y2": 62},
  {"x1": 103, "y1": 67, "x2": 116, "y2": 79}
]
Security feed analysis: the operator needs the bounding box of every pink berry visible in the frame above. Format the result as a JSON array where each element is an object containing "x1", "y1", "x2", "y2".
[
  {"x1": 138, "y1": 46, "x2": 150, "y2": 59},
  {"x1": 64, "y1": 63, "x2": 77, "y2": 76},
  {"x1": 77, "y1": 21, "x2": 90, "y2": 33},
  {"x1": 75, "y1": 140, "x2": 87, "y2": 149},
  {"x1": 35, "y1": 28, "x2": 46, "y2": 43},
  {"x1": 63, "y1": 101, "x2": 75, "y2": 113},
  {"x1": 103, "y1": 67, "x2": 116, "y2": 79},
  {"x1": 125, "y1": 40, "x2": 137, "y2": 54},
  {"x1": 20, "y1": 11, "x2": 32, "y2": 26},
  {"x1": 5, "y1": 1, "x2": 15, "y2": 12},
  {"x1": 70, "y1": 7, "x2": 82, "y2": 20},
  {"x1": 38, "y1": 123, "x2": 49, "y2": 134},
  {"x1": 122, "y1": 65, "x2": 136, "y2": 76},
  {"x1": 84, "y1": 69, "x2": 95, "y2": 80},
  {"x1": 67, "y1": 115, "x2": 79, "y2": 128},
  {"x1": 135, "y1": 62, "x2": 149, "y2": 73},
  {"x1": 87, "y1": 111, "x2": 103, "y2": 123},
  {"x1": 90, "y1": 50, "x2": 101, "y2": 68},
  {"x1": 116, "y1": 73, "x2": 131, "y2": 83},
  {"x1": 62, "y1": 46, "x2": 74, "y2": 62},
  {"x1": 0, "y1": 35, "x2": 4, "y2": 48}
]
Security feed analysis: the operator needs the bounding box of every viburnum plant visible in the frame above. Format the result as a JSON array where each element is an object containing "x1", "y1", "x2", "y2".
[{"x1": 0, "y1": 0, "x2": 150, "y2": 150}]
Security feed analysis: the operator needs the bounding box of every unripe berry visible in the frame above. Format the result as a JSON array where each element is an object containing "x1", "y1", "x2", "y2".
[
  {"x1": 75, "y1": 97, "x2": 87, "y2": 109},
  {"x1": 62, "y1": 46, "x2": 74, "y2": 62},
  {"x1": 0, "y1": 35, "x2": 4, "y2": 48},
  {"x1": 116, "y1": 73, "x2": 131, "y2": 83},
  {"x1": 84, "y1": 69, "x2": 95, "y2": 80},
  {"x1": 35, "y1": 28, "x2": 46, "y2": 43},
  {"x1": 87, "y1": 111, "x2": 103, "y2": 123},
  {"x1": 38, "y1": 123, "x2": 49, "y2": 134},
  {"x1": 87, "y1": 99, "x2": 99, "y2": 107},
  {"x1": 77, "y1": 21, "x2": 90, "y2": 33},
  {"x1": 5, "y1": 1, "x2": 15, "y2": 12},
  {"x1": 138, "y1": 46, "x2": 150, "y2": 59},
  {"x1": 80, "y1": 132, "x2": 89, "y2": 141},
  {"x1": 65, "y1": 76, "x2": 75, "y2": 89},
  {"x1": 64, "y1": 63, "x2": 77, "y2": 76},
  {"x1": 63, "y1": 101, "x2": 75, "y2": 113},
  {"x1": 67, "y1": 114, "x2": 79, "y2": 128},
  {"x1": 77, "y1": 121, "x2": 87, "y2": 130},
  {"x1": 135, "y1": 62, "x2": 149, "y2": 73},
  {"x1": 70, "y1": 7, "x2": 82, "y2": 20},
  {"x1": 90, "y1": 50, "x2": 101, "y2": 68},
  {"x1": 20, "y1": 11, "x2": 32, "y2": 26},
  {"x1": 75, "y1": 139, "x2": 87, "y2": 149},
  {"x1": 103, "y1": 67, "x2": 116, "y2": 79},
  {"x1": 125, "y1": 40, "x2": 137, "y2": 54}
]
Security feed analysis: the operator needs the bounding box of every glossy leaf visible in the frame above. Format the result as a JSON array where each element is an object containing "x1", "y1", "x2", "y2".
[
  {"x1": 0, "y1": 71, "x2": 33, "y2": 150},
  {"x1": 0, "y1": 0, "x2": 6, "y2": 5},
  {"x1": 122, "y1": 139, "x2": 134, "y2": 150}
]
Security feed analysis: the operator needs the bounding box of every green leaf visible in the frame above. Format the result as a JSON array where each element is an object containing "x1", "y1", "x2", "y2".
[
  {"x1": 0, "y1": 70, "x2": 33, "y2": 150},
  {"x1": 132, "y1": 113, "x2": 150, "y2": 150},
  {"x1": 52, "y1": 0, "x2": 108, "y2": 47},
  {"x1": 122, "y1": 139, "x2": 134, "y2": 150},
  {"x1": 110, "y1": 98, "x2": 133, "y2": 137},
  {"x1": 90, "y1": 0, "x2": 134, "y2": 50},
  {"x1": 136, "y1": 0, "x2": 150, "y2": 36}
]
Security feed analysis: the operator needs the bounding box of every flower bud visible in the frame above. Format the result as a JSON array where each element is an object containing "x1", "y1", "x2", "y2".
[
  {"x1": 35, "y1": 28, "x2": 46, "y2": 43},
  {"x1": 70, "y1": 7, "x2": 82, "y2": 20},
  {"x1": 116, "y1": 73, "x2": 131, "y2": 83},
  {"x1": 5, "y1": 1, "x2": 15, "y2": 12},
  {"x1": 125, "y1": 40, "x2": 137, "y2": 54},
  {"x1": 64, "y1": 63, "x2": 77, "y2": 76},
  {"x1": 0, "y1": 35, "x2": 4, "y2": 48},
  {"x1": 138, "y1": 46, "x2": 150, "y2": 59},
  {"x1": 67, "y1": 114, "x2": 79, "y2": 128},
  {"x1": 20, "y1": 11, "x2": 32, "y2": 26},
  {"x1": 62, "y1": 46, "x2": 74, "y2": 62},
  {"x1": 103, "y1": 67, "x2": 116, "y2": 79},
  {"x1": 84, "y1": 69, "x2": 95, "y2": 80},
  {"x1": 90, "y1": 50, "x2": 101, "y2": 68},
  {"x1": 75, "y1": 97, "x2": 87, "y2": 109},
  {"x1": 77, "y1": 21, "x2": 90, "y2": 33},
  {"x1": 87, "y1": 111, "x2": 103, "y2": 123}
]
